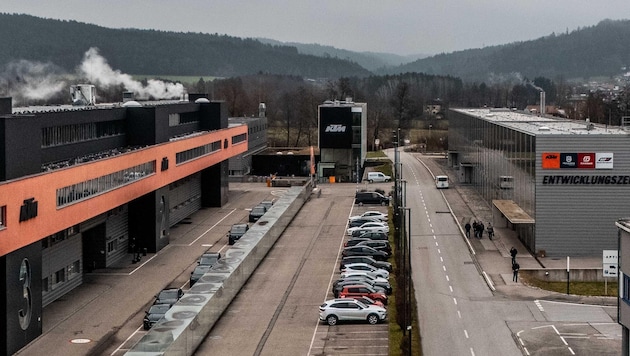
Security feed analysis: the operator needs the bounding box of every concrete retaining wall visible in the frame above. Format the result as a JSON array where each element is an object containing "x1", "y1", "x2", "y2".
[
  {"x1": 523, "y1": 268, "x2": 616, "y2": 282},
  {"x1": 125, "y1": 182, "x2": 313, "y2": 355}
]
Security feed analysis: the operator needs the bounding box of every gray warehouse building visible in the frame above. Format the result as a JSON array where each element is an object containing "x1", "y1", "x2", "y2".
[{"x1": 448, "y1": 108, "x2": 630, "y2": 257}]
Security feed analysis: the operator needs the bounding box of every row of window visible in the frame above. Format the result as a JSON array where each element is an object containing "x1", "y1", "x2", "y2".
[
  {"x1": 168, "y1": 113, "x2": 200, "y2": 127},
  {"x1": 42, "y1": 260, "x2": 80, "y2": 294},
  {"x1": 42, "y1": 121, "x2": 126, "y2": 148},
  {"x1": 176, "y1": 140, "x2": 221, "y2": 164},
  {"x1": 0, "y1": 205, "x2": 5, "y2": 229},
  {"x1": 56, "y1": 161, "x2": 156, "y2": 207},
  {"x1": 232, "y1": 133, "x2": 247, "y2": 145},
  {"x1": 41, "y1": 226, "x2": 79, "y2": 249},
  {"x1": 248, "y1": 123, "x2": 267, "y2": 134}
]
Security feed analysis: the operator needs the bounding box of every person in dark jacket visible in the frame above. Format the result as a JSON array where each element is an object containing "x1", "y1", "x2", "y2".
[
  {"x1": 464, "y1": 222, "x2": 471, "y2": 238},
  {"x1": 512, "y1": 262, "x2": 520, "y2": 282},
  {"x1": 510, "y1": 247, "x2": 518, "y2": 264}
]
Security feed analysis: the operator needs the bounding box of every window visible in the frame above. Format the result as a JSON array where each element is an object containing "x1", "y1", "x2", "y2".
[
  {"x1": 623, "y1": 273, "x2": 630, "y2": 303},
  {"x1": 54, "y1": 268, "x2": 65, "y2": 284},
  {"x1": 67, "y1": 260, "x2": 80, "y2": 279},
  {"x1": 0, "y1": 205, "x2": 5, "y2": 229}
]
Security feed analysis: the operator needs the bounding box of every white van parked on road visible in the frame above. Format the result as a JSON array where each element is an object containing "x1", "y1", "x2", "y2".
[
  {"x1": 367, "y1": 172, "x2": 391, "y2": 183},
  {"x1": 435, "y1": 175, "x2": 449, "y2": 189}
]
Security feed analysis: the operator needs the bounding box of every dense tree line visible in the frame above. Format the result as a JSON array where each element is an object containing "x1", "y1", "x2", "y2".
[
  {"x1": 385, "y1": 19, "x2": 630, "y2": 82},
  {"x1": 0, "y1": 13, "x2": 370, "y2": 78}
]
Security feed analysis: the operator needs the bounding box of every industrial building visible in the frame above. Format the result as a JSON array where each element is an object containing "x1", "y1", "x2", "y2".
[
  {"x1": 228, "y1": 104, "x2": 268, "y2": 178},
  {"x1": 448, "y1": 108, "x2": 630, "y2": 257},
  {"x1": 317, "y1": 99, "x2": 367, "y2": 183},
  {"x1": 0, "y1": 89, "x2": 246, "y2": 356}
]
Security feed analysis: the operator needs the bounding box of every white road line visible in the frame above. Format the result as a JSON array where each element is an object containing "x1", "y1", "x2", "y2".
[
  {"x1": 111, "y1": 325, "x2": 143, "y2": 355},
  {"x1": 188, "y1": 208, "x2": 237, "y2": 246},
  {"x1": 464, "y1": 329, "x2": 469, "y2": 338}
]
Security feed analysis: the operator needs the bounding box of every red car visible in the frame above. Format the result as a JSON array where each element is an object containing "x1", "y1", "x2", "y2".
[{"x1": 339, "y1": 285, "x2": 387, "y2": 305}]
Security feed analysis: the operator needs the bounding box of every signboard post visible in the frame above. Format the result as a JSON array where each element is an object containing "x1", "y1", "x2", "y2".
[{"x1": 603, "y1": 250, "x2": 619, "y2": 295}]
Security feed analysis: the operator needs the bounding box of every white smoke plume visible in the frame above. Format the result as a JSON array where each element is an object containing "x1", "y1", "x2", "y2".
[
  {"x1": 0, "y1": 47, "x2": 185, "y2": 106},
  {"x1": 0, "y1": 60, "x2": 67, "y2": 105},
  {"x1": 80, "y1": 47, "x2": 184, "y2": 100}
]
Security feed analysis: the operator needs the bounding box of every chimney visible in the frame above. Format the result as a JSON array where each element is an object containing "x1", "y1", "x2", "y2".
[
  {"x1": 539, "y1": 91, "x2": 546, "y2": 116},
  {"x1": 258, "y1": 103, "x2": 266, "y2": 118}
]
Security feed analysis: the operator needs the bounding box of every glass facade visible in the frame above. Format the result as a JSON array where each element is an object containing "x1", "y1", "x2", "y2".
[{"x1": 449, "y1": 110, "x2": 536, "y2": 248}]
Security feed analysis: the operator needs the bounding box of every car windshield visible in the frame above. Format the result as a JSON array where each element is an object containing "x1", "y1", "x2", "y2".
[
  {"x1": 158, "y1": 290, "x2": 179, "y2": 299},
  {"x1": 252, "y1": 207, "x2": 266, "y2": 214},
  {"x1": 149, "y1": 304, "x2": 170, "y2": 314},
  {"x1": 231, "y1": 225, "x2": 247, "y2": 233},
  {"x1": 199, "y1": 254, "x2": 220, "y2": 265}
]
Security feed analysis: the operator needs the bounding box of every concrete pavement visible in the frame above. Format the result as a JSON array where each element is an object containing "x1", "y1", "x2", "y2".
[{"x1": 416, "y1": 152, "x2": 617, "y2": 307}]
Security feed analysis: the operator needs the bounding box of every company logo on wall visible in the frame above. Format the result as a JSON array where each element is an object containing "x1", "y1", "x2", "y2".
[
  {"x1": 324, "y1": 124, "x2": 347, "y2": 133},
  {"x1": 542, "y1": 152, "x2": 613, "y2": 169}
]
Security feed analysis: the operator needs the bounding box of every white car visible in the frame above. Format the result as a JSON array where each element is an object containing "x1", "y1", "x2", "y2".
[
  {"x1": 349, "y1": 211, "x2": 388, "y2": 222},
  {"x1": 319, "y1": 298, "x2": 387, "y2": 326},
  {"x1": 347, "y1": 221, "x2": 389, "y2": 236},
  {"x1": 341, "y1": 263, "x2": 390, "y2": 279}
]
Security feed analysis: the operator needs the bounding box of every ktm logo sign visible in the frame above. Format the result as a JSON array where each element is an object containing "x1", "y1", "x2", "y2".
[
  {"x1": 545, "y1": 154, "x2": 558, "y2": 159},
  {"x1": 325, "y1": 124, "x2": 347, "y2": 133}
]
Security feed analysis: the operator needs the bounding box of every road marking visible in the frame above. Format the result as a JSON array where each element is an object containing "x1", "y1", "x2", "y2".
[
  {"x1": 189, "y1": 208, "x2": 237, "y2": 245},
  {"x1": 111, "y1": 325, "x2": 143, "y2": 355},
  {"x1": 464, "y1": 329, "x2": 469, "y2": 338}
]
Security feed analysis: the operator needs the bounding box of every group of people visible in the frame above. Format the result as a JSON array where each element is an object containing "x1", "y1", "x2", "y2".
[{"x1": 464, "y1": 220, "x2": 494, "y2": 240}]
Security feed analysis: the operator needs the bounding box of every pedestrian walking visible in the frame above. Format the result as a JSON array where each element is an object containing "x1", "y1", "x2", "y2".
[
  {"x1": 472, "y1": 221, "x2": 478, "y2": 238},
  {"x1": 478, "y1": 222, "x2": 485, "y2": 239},
  {"x1": 464, "y1": 222, "x2": 471, "y2": 238},
  {"x1": 487, "y1": 223, "x2": 494, "y2": 240},
  {"x1": 510, "y1": 247, "x2": 518, "y2": 265},
  {"x1": 512, "y1": 262, "x2": 520, "y2": 282}
]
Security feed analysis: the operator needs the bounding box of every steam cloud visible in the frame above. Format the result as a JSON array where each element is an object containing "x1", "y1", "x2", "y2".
[
  {"x1": 0, "y1": 47, "x2": 185, "y2": 106},
  {"x1": 80, "y1": 47, "x2": 184, "y2": 100}
]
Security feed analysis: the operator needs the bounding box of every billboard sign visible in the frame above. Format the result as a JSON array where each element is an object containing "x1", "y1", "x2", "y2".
[{"x1": 319, "y1": 107, "x2": 353, "y2": 149}]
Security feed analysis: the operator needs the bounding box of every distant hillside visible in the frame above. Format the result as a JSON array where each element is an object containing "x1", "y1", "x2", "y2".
[
  {"x1": 0, "y1": 13, "x2": 371, "y2": 79},
  {"x1": 382, "y1": 19, "x2": 630, "y2": 82},
  {"x1": 257, "y1": 38, "x2": 428, "y2": 71}
]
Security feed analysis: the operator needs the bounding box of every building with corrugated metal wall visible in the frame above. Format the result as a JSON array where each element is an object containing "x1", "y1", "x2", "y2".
[{"x1": 448, "y1": 108, "x2": 630, "y2": 257}]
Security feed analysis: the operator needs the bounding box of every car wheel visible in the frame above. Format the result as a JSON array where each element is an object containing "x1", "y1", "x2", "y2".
[
  {"x1": 368, "y1": 179, "x2": 373, "y2": 183},
  {"x1": 380, "y1": 201, "x2": 386, "y2": 206},
  {"x1": 326, "y1": 314, "x2": 338, "y2": 326},
  {"x1": 358, "y1": 202, "x2": 364, "y2": 206},
  {"x1": 367, "y1": 313, "x2": 379, "y2": 325}
]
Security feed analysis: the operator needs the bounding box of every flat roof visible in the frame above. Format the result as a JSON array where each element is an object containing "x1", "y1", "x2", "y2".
[{"x1": 451, "y1": 108, "x2": 629, "y2": 136}]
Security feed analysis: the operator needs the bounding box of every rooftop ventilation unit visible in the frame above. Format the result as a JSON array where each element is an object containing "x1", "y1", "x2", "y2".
[{"x1": 70, "y1": 84, "x2": 96, "y2": 106}]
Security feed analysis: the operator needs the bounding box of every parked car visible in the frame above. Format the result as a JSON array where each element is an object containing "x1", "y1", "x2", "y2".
[
  {"x1": 356, "y1": 240, "x2": 392, "y2": 255},
  {"x1": 342, "y1": 246, "x2": 389, "y2": 261},
  {"x1": 249, "y1": 205, "x2": 267, "y2": 222},
  {"x1": 190, "y1": 265, "x2": 212, "y2": 286},
  {"x1": 260, "y1": 200, "x2": 274, "y2": 210},
  {"x1": 228, "y1": 223, "x2": 249, "y2": 245},
  {"x1": 344, "y1": 238, "x2": 372, "y2": 248},
  {"x1": 354, "y1": 296, "x2": 385, "y2": 308},
  {"x1": 339, "y1": 285, "x2": 388, "y2": 305},
  {"x1": 332, "y1": 278, "x2": 390, "y2": 297},
  {"x1": 352, "y1": 231, "x2": 389, "y2": 240},
  {"x1": 340, "y1": 256, "x2": 392, "y2": 272},
  {"x1": 341, "y1": 263, "x2": 390, "y2": 279},
  {"x1": 198, "y1": 252, "x2": 221, "y2": 266},
  {"x1": 143, "y1": 304, "x2": 171, "y2": 330},
  {"x1": 154, "y1": 288, "x2": 183, "y2": 307},
  {"x1": 347, "y1": 222, "x2": 389, "y2": 236},
  {"x1": 348, "y1": 217, "x2": 382, "y2": 228},
  {"x1": 355, "y1": 191, "x2": 390, "y2": 206},
  {"x1": 319, "y1": 298, "x2": 387, "y2": 326},
  {"x1": 349, "y1": 211, "x2": 388, "y2": 222},
  {"x1": 366, "y1": 172, "x2": 391, "y2": 183}
]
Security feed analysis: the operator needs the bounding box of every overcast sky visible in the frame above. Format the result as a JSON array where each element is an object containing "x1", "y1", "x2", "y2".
[{"x1": 3, "y1": 0, "x2": 629, "y2": 55}]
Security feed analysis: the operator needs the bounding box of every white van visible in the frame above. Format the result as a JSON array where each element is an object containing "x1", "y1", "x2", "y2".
[
  {"x1": 367, "y1": 172, "x2": 391, "y2": 183},
  {"x1": 435, "y1": 175, "x2": 449, "y2": 189}
]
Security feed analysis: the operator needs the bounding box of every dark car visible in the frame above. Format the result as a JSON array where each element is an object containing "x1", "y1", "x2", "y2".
[
  {"x1": 260, "y1": 200, "x2": 274, "y2": 210},
  {"x1": 154, "y1": 288, "x2": 184, "y2": 307},
  {"x1": 353, "y1": 231, "x2": 389, "y2": 240},
  {"x1": 356, "y1": 240, "x2": 392, "y2": 255},
  {"x1": 189, "y1": 265, "x2": 212, "y2": 286},
  {"x1": 355, "y1": 191, "x2": 390, "y2": 206},
  {"x1": 348, "y1": 218, "x2": 381, "y2": 228},
  {"x1": 342, "y1": 246, "x2": 389, "y2": 261},
  {"x1": 249, "y1": 205, "x2": 267, "y2": 222},
  {"x1": 198, "y1": 252, "x2": 221, "y2": 266},
  {"x1": 344, "y1": 238, "x2": 372, "y2": 248},
  {"x1": 228, "y1": 223, "x2": 249, "y2": 245},
  {"x1": 143, "y1": 303, "x2": 170, "y2": 330},
  {"x1": 340, "y1": 256, "x2": 392, "y2": 272}
]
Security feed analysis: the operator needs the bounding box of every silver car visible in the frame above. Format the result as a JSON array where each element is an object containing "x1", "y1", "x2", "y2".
[{"x1": 319, "y1": 298, "x2": 387, "y2": 326}]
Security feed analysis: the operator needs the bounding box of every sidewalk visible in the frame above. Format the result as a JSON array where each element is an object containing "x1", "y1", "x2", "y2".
[{"x1": 419, "y1": 153, "x2": 616, "y2": 306}]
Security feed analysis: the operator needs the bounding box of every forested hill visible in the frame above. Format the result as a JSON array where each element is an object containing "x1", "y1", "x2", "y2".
[
  {"x1": 382, "y1": 19, "x2": 630, "y2": 82},
  {"x1": 0, "y1": 13, "x2": 371, "y2": 78}
]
